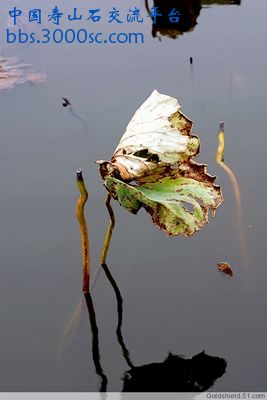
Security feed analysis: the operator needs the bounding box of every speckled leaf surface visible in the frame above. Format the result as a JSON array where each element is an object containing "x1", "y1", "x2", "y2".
[
  {"x1": 97, "y1": 90, "x2": 199, "y2": 182},
  {"x1": 104, "y1": 167, "x2": 222, "y2": 236}
]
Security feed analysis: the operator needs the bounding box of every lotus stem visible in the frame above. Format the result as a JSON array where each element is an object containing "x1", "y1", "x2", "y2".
[
  {"x1": 216, "y1": 123, "x2": 250, "y2": 285},
  {"x1": 76, "y1": 170, "x2": 90, "y2": 293},
  {"x1": 99, "y1": 193, "x2": 115, "y2": 265},
  {"x1": 216, "y1": 121, "x2": 225, "y2": 163}
]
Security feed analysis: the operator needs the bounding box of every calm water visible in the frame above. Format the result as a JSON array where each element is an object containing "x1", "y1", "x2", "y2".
[{"x1": 0, "y1": 0, "x2": 267, "y2": 392}]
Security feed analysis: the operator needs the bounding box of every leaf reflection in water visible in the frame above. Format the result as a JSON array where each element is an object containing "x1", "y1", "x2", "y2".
[
  {"x1": 0, "y1": 56, "x2": 46, "y2": 90},
  {"x1": 122, "y1": 351, "x2": 227, "y2": 392},
  {"x1": 145, "y1": 0, "x2": 241, "y2": 39},
  {"x1": 84, "y1": 263, "x2": 227, "y2": 392}
]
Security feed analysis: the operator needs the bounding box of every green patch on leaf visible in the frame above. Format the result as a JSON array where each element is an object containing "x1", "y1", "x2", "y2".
[{"x1": 104, "y1": 170, "x2": 222, "y2": 237}]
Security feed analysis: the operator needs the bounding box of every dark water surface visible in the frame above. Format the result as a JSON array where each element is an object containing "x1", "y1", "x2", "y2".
[{"x1": 0, "y1": 0, "x2": 267, "y2": 392}]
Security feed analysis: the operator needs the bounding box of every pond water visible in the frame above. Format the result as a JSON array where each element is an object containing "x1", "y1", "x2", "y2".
[{"x1": 0, "y1": 0, "x2": 267, "y2": 393}]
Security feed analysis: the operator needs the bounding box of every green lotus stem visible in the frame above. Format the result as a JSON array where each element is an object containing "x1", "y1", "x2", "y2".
[
  {"x1": 76, "y1": 170, "x2": 90, "y2": 293},
  {"x1": 99, "y1": 193, "x2": 115, "y2": 264},
  {"x1": 216, "y1": 122, "x2": 225, "y2": 163}
]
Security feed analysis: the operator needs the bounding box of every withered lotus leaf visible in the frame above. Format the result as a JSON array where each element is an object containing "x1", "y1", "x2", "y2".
[{"x1": 97, "y1": 90, "x2": 223, "y2": 236}]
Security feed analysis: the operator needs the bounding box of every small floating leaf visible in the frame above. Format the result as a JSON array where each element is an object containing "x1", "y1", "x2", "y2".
[
  {"x1": 217, "y1": 262, "x2": 233, "y2": 277},
  {"x1": 97, "y1": 90, "x2": 223, "y2": 237}
]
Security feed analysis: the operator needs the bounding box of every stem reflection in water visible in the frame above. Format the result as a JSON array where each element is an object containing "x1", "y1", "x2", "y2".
[
  {"x1": 61, "y1": 261, "x2": 227, "y2": 392},
  {"x1": 86, "y1": 263, "x2": 227, "y2": 392},
  {"x1": 84, "y1": 292, "x2": 108, "y2": 393},
  {"x1": 101, "y1": 263, "x2": 134, "y2": 369}
]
